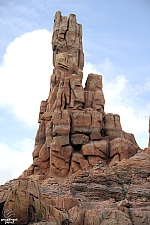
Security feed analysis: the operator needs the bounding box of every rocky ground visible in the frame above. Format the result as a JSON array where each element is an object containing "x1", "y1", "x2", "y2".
[{"x1": 0, "y1": 147, "x2": 150, "y2": 224}]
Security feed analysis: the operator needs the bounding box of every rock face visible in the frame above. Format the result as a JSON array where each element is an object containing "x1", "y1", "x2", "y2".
[
  {"x1": 20, "y1": 11, "x2": 140, "y2": 179},
  {"x1": 0, "y1": 11, "x2": 150, "y2": 225}
]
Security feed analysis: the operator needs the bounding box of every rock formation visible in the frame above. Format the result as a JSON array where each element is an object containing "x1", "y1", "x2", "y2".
[
  {"x1": 20, "y1": 11, "x2": 140, "y2": 179},
  {"x1": 0, "y1": 11, "x2": 150, "y2": 225}
]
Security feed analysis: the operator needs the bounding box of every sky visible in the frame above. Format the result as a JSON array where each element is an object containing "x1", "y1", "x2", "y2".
[{"x1": 0, "y1": 0, "x2": 150, "y2": 185}]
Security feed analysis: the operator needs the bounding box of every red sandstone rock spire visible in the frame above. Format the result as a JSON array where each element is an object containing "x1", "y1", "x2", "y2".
[{"x1": 20, "y1": 11, "x2": 140, "y2": 180}]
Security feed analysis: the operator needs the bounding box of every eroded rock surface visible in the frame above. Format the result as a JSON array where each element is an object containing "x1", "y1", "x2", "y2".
[
  {"x1": 20, "y1": 11, "x2": 140, "y2": 180},
  {"x1": 0, "y1": 11, "x2": 150, "y2": 225}
]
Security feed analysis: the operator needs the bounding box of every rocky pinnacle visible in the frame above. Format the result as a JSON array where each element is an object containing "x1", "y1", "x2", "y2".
[{"x1": 20, "y1": 11, "x2": 140, "y2": 180}]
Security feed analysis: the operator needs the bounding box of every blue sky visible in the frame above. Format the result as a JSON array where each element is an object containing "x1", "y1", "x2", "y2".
[{"x1": 0, "y1": 0, "x2": 150, "y2": 184}]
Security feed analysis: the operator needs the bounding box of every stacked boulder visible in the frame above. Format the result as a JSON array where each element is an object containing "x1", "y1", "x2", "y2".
[{"x1": 21, "y1": 11, "x2": 140, "y2": 180}]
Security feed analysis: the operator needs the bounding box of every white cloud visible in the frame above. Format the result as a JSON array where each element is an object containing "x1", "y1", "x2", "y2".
[
  {"x1": 100, "y1": 58, "x2": 115, "y2": 76},
  {"x1": 145, "y1": 77, "x2": 150, "y2": 92},
  {"x1": 104, "y1": 75, "x2": 127, "y2": 104},
  {"x1": 0, "y1": 29, "x2": 53, "y2": 128},
  {"x1": 103, "y1": 72, "x2": 149, "y2": 149},
  {"x1": 0, "y1": 138, "x2": 33, "y2": 185}
]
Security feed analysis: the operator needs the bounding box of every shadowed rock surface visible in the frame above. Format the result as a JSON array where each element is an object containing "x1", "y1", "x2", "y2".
[{"x1": 0, "y1": 11, "x2": 150, "y2": 225}]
